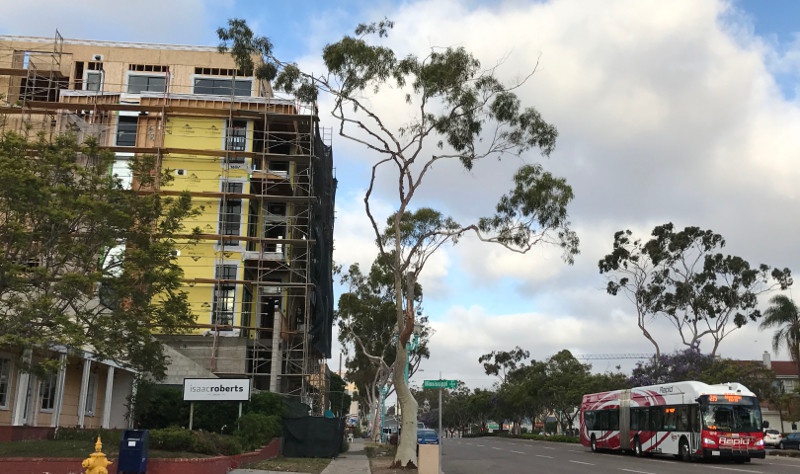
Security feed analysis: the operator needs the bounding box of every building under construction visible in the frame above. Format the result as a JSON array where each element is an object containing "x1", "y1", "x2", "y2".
[{"x1": 0, "y1": 33, "x2": 336, "y2": 415}]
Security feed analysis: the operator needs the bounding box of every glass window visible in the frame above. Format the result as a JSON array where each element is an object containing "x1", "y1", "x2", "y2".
[
  {"x1": 649, "y1": 407, "x2": 664, "y2": 431},
  {"x1": 0, "y1": 358, "x2": 11, "y2": 408},
  {"x1": 212, "y1": 264, "x2": 237, "y2": 326},
  {"x1": 584, "y1": 411, "x2": 596, "y2": 430},
  {"x1": 40, "y1": 374, "x2": 56, "y2": 411},
  {"x1": 85, "y1": 71, "x2": 102, "y2": 92},
  {"x1": 193, "y1": 77, "x2": 252, "y2": 97},
  {"x1": 116, "y1": 116, "x2": 138, "y2": 147},
  {"x1": 127, "y1": 75, "x2": 166, "y2": 94},
  {"x1": 219, "y1": 182, "x2": 243, "y2": 246},
  {"x1": 85, "y1": 372, "x2": 98, "y2": 416},
  {"x1": 225, "y1": 120, "x2": 247, "y2": 165}
]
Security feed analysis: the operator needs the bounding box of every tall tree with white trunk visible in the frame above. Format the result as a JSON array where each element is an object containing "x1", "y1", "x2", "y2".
[{"x1": 219, "y1": 17, "x2": 579, "y2": 467}]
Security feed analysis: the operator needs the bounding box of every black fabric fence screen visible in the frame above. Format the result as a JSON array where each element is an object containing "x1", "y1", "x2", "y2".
[{"x1": 282, "y1": 416, "x2": 344, "y2": 458}]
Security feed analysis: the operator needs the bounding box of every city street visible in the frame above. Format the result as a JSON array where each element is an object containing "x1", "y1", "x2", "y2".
[{"x1": 441, "y1": 437, "x2": 800, "y2": 474}]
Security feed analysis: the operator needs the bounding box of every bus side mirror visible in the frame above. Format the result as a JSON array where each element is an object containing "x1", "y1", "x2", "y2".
[
  {"x1": 696, "y1": 397, "x2": 708, "y2": 410},
  {"x1": 762, "y1": 420, "x2": 770, "y2": 429}
]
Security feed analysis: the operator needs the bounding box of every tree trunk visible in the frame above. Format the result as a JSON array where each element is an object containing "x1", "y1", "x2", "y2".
[{"x1": 392, "y1": 342, "x2": 419, "y2": 467}]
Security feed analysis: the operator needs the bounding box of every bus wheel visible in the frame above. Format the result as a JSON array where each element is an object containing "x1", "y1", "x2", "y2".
[
  {"x1": 590, "y1": 435, "x2": 598, "y2": 453},
  {"x1": 679, "y1": 438, "x2": 691, "y2": 462},
  {"x1": 633, "y1": 437, "x2": 644, "y2": 457}
]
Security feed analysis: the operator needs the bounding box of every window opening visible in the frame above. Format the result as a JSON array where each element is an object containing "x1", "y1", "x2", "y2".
[
  {"x1": 212, "y1": 264, "x2": 237, "y2": 326},
  {"x1": 116, "y1": 116, "x2": 138, "y2": 147},
  {"x1": 40, "y1": 374, "x2": 56, "y2": 411},
  {"x1": 219, "y1": 182, "x2": 243, "y2": 246}
]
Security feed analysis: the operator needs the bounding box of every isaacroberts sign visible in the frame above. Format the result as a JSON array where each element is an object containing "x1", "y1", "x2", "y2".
[{"x1": 183, "y1": 378, "x2": 252, "y2": 401}]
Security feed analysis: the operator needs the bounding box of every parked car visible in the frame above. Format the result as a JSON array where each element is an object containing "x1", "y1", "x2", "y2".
[
  {"x1": 764, "y1": 429, "x2": 782, "y2": 448},
  {"x1": 778, "y1": 432, "x2": 800, "y2": 450},
  {"x1": 417, "y1": 428, "x2": 440, "y2": 446}
]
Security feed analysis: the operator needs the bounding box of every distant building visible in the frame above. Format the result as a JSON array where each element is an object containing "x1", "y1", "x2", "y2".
[{"x1": 759, "y1": 351, "x2": 800, "y2": 433}]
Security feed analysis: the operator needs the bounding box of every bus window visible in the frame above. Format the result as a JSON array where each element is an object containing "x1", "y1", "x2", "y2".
[
  {"x1": 649, "y1": 407, "x2": 664, "y2": 431},
  {"x1": 609, "y1": 410, "x2": 619, "y2": 430},
  {"x1": 584, "y1": 411, "x2": 596, "y2": 430},
  {"x1": 676, "y1": 406, "x2": 689, "y2": 431}
]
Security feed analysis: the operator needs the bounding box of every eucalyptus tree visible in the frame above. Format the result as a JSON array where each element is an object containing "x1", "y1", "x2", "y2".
[
  {"x1": 337, "y1": 255, "x2": 431, "y2": 441},
  {"x1": 0, "y1": 132, "x2": 199, "y2": 376},
  {"x1": 479, "y1": 346, "x2": 530, "y2": 386},
  {"x1": 219, "y1": 18, "x2": 578, "y2": 466},
  {"x1": 599, "y1": 223, "x2": 791, "y2": 357},
  {"x1": 760, "y1": 294, "x2": 800, "y2": 376}
]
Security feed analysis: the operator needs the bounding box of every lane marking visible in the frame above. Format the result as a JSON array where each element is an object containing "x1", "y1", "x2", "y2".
[
  {"x1": 491, "y1": 447, "x2": 503, "y2": 451},
  {"x1": 569, "y1": 460, "x2": 594, "y2": 465},
  {"x1": 705, "y1": 466, "x2": 763, "y2": 473},
  {"x1": 620, "y1": 469, "x2": 656, "y2": 474},
  {"x1": 511, "y1": 450, "x2": 525, "y2": 454},
  {"x1": 535, "y1": 454, "x2": 553, "y2": 459}
]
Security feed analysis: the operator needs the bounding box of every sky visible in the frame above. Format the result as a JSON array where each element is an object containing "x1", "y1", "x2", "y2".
[{"x1": 2, "y1": 0, "x2": 800, "y2": 391}]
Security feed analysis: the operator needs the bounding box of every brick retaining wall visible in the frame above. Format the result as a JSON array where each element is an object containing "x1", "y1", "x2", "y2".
[{"x1": 0, "y1": 437, "x2": 280, "y2": 474}]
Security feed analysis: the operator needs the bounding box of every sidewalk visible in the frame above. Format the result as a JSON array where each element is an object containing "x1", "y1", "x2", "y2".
[
  {"x1": 321, "y1": 438, "x2": 371, "y2": 474},
  {"x1": 228, "y1": 438, "x2": 370, "y2": 474}
]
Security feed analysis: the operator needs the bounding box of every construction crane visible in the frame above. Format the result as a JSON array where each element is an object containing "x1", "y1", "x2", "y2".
[{"x1": 576, "y1": 353, "x2": 653, "y2": 361}]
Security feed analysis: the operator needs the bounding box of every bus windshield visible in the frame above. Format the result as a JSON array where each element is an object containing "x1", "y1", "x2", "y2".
[{"x1": 699, "y1": 395, "x2": 762, "y2": 433}]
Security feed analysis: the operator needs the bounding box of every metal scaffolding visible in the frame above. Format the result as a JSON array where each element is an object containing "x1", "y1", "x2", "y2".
[{"x1": 0, "y1": 34, "x2": 335, "y2": 414}]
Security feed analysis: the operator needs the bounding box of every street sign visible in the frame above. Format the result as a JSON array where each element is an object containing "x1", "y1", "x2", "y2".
[{"x1": 423, "y1": 379, "x2": 458, "y2": 389}]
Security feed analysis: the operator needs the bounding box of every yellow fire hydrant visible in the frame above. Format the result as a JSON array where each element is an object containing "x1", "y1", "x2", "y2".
[{"x1": 82, "y1": 436, "x2": 113, "y2": 474}]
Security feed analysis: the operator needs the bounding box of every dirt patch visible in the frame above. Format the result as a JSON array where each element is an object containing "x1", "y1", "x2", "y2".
[
  {"x1": 243, "y1": 456, "x2": 331, "y2": 473},
  {"x1": 366, "y1": 444, "x2": 418, "y2": 473}
]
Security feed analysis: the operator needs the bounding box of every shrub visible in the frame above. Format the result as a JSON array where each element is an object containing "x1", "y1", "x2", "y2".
[
  {"x1": 149, "y1": 427, "x2": 243, "y2": 455},
  {"x1": 54, "y1": 428, "x2": 123, "y2": 446},
  {"x1": 150, "y1": 427, "x2": 195, "y2": 452},
  {"x1": 236, "y1": 413, "x2": 281, "y2": 451},
  {"x1": 245, "y1": 391, "x2": 287, "y2": 417}
]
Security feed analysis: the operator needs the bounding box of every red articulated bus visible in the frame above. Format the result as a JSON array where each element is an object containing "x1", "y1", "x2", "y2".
[{"x1": 580, "y1": 381, "x2": 765, "y2": 463}]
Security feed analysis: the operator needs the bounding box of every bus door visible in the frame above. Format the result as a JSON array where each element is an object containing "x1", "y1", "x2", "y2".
[{"x1": 688, "y1": 405, "x2": 700, "y2": 452}]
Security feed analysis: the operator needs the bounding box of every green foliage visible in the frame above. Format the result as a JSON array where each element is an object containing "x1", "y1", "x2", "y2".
[
  {"x1": 150, "y1": 427, "x2": 243, "y2": 455},
  {"x1": 53, "y1": 428, "x2": 123, "y2": 446},
  {"x1": 130, "y1": 383, "x2": 189, "y2": 429},
  {"x1": 599, "y1": 223, "x2": 791, "y2": 356},
  {"x1": 479, "y1": 346, "x2": 530, "y2": 383},
  {"x1": 329, "y1": 372, "x2": 353, "y2": 417},
  {"x1": 245, "y1": 391, "x2": 287, "y2": 417},
  {"x1": 217, "y1": 18, "x2": 274, "y2": 78},
  {"x1": 236, "y1": 413, "x2": 281, "y2": 451},
  {"x1": 0, "y1": 132, "x2": 199, "y2": 377},
  {"x1": 217, "y1": 16, "x2": 578, "y2": 463},
  {"x1": 150, "y1": 427, "x2": 195, "y2": 452},
  {"x1": 760, "y1": 294, "x2": 800, "y2": 376},
  {"x1": 518, "y1": 433, "x2": 579, "y2": 444},
  {"x1": 132, "y1": 382, "x2": 286, "y2": 432}
]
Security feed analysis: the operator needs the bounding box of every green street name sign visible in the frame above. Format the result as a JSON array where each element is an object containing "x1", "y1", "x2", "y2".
[{"x1": 423, "y1": 379, "x2": 458, "y2": 389}]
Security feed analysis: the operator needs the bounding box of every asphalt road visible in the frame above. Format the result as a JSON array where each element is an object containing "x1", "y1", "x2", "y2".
[{"x1": 440, "y1": 437, "x2": 800, "y2": 474}]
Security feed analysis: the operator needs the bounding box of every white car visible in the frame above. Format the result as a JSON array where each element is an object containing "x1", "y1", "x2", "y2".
[{"x1": 764, "y1": 429, "x2": 782, "y2": 448}]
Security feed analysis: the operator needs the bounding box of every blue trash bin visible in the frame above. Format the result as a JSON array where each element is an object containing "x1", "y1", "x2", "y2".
[{"x1": 117, "y1": 429, "x2": 149, "y2": 474}]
